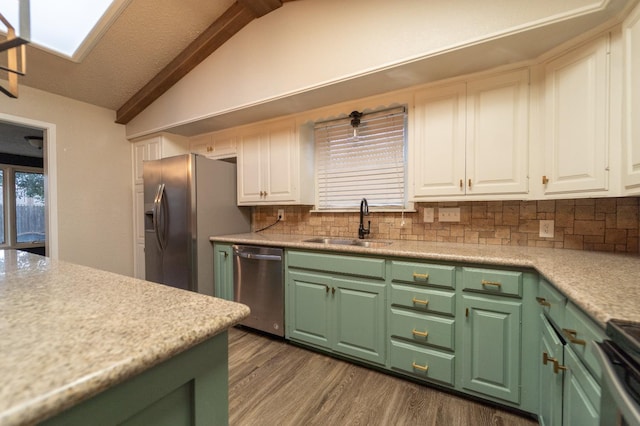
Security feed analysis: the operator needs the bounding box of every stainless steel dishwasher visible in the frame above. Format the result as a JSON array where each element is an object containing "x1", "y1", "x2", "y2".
[{"x1": 232, "y1": 244, "x2": 284, "y2": 337}]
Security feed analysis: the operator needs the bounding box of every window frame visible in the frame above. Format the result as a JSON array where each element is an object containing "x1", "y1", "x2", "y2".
[
  {"x1": 0, "y1": 163, "x2": 46, "y2": 250},
  {"x1": 312, "y1": 106, "x2": 412, "y2": 213}
]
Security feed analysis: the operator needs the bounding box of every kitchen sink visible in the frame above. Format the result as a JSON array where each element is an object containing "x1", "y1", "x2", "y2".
[{"x1": 303, "y1": 237, "x2": 392, "y2": 247}]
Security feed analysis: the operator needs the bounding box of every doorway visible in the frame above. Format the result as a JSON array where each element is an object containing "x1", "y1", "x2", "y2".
[{"x1": 0, "y1": 114, "x2": 58, "y2": 259}]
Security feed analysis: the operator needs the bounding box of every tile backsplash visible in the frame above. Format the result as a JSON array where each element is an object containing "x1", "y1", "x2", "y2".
[{"x1": 252, "y1": 197, "x2": 640, "y2": 254}]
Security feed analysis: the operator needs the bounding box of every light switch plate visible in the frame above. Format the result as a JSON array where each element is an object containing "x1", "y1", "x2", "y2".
[
  {"x1": 438, "y1": 207, "x2": 460, "y2": 222},
  {"x1": 539, "y1": 220, "x2": 554, "y2": 238},
  {"x1": 423, "y1": 208, "x2": 434, "y2": 223}
]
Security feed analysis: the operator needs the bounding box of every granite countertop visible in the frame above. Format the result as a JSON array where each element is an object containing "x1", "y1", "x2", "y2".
[
  {"x1": 0, "y1": 250, "x2": 249, "y2": 426},
  {"x1": 210, "y1": 232, "x2": 640, "y2": 327}
]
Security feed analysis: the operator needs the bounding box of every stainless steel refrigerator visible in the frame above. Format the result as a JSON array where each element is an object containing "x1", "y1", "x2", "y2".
[{"x1": 143, "y1": 154, "x2": 250, "y2": 295}]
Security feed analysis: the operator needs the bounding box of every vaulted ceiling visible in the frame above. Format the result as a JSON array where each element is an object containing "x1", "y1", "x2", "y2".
[{"x1": 4, "y1": 0, "x2": 287, "y2": 124}]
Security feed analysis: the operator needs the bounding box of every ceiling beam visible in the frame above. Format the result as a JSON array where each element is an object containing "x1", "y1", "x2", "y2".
[
  {"x1": 116, "y1": 0, "x2": 284, "y2": 125},
  {"x1": 237, "y1": 0, "x2": 282, "y2": 18}
]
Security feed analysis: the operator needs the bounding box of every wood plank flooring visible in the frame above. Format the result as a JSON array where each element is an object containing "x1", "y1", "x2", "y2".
[{"x1": 228, "y1": 327, "x2": 539, "y2": 426}]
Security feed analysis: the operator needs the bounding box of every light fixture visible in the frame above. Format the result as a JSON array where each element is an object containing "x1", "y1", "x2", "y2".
[
  {"x1": 349, "y1": 110, "x2": 363, "y2": 139},
  {"x1": 0, "y1": 0, "x2": 30, "y2": 98},
  {"x1": 25, "y1": 135, "x2": 42, "y2": 150}
]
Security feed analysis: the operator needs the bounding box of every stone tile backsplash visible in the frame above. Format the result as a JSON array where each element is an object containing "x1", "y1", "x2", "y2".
[{"x1": 252, "y1": 197, "x2": 640, "y2": 253}]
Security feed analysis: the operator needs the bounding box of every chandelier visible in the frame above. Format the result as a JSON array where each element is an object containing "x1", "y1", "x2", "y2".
[{"x1": 0, "y1": 0, "x2": 30, "y2": 98}]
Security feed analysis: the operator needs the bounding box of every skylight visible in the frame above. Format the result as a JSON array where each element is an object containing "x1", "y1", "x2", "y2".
[{"x1": 0, "y1": 0, "x2": 130, "y2": 62}]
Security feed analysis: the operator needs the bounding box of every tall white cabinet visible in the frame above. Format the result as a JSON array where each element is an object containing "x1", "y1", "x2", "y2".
[
  {"x1": 542, "y1": 35, "x2": 610, "y2": 195},
  {"x1": 411, "y1": 69, "x2": 529, "y2": 200},
  {"x1": 623, "y1": 4, "x2": 640, "y2": 192},
  {"x1": 131, "y1": 133, "x2": 188, "y2": 279}
]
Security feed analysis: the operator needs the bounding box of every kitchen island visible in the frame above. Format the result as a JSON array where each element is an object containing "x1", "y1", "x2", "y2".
[{"x1": 0, "y1": 250, "x2": 249, "y2": 426}]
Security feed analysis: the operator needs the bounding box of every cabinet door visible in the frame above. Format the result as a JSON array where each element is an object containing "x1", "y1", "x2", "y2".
[
  {"x1": 563, "y1": 347, "x2": 601, "y2": 426},
  {"x1": 466, "y1": 69, "x2": 529, "y2": 195},
  {"x1": 623, "y1": 4, "x2": 640, "y2": 190},
  {"x1": 213, "y1": 244, "x2": 233, "y2": 299},
  {"x1": 539, "y1": 315, "x2": 563, "y2": 426},
  {"x1": 333, "y1": 277, "x2": 386, "y2": 365},
  {"x1": 237, "y1": 132, "x2": 265, "y2": 203},
  {"x1": 265, "y1": 124, "x2": 296, "y2": 203},
  {"x1": 412, "y1": 83, "x2": 466, "y2": 197},
  {"x1": 543, "y1": 35, "x2": 609, "y2": 194},
  {"x1": 461, "y1": 294, "x2": 522, "y2": 404},
  {"x1": 287, "y1": 270, "x2": 332, "y2": 349}
]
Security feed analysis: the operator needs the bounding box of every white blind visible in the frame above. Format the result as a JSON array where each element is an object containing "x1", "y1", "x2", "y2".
[{"x1": 315, "y1": 107, "x2": 407, "y2": 210}]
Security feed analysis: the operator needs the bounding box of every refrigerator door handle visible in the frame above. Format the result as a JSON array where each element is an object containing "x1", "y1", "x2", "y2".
[{"x1": 152, "y1": 183, "x2": 166, "y2": 251}]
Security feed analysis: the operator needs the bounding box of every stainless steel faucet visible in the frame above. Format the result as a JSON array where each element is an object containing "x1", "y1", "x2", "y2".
[{"x1": 358, "y1": 198, "x2": 370, "y2": 239}]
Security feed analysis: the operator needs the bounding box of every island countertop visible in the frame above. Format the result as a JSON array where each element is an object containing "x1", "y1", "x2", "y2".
[
  {"x1": 0, "y1": 250, "x2": 249, "y2": 426},
  {"x1": 210, "y1": 233, "x2": 640, "y2": 327}
]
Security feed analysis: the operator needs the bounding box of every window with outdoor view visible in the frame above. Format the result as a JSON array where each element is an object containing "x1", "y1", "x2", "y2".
[
  {"x1": 15, "y1": 171, "x2": 45, "y2": 243},
  {"x1": 0, "y1": 166, "x2": 45, "y2": 248}
]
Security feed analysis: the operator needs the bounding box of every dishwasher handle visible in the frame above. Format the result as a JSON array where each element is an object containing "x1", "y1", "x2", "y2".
[{"x1": 233, "y1": 250, "x2": 282, "y2": 261}]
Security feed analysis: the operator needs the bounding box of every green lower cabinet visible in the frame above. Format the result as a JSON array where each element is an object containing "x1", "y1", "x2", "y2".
[
  {"x1": 287, "y1": 269, "x2": 386, "y2": 365},
  {"x1": 42, "y1": 332, "x2": 230, "y2": 426},
  {"x1": 460, "y1": 294, "x2": 522, "y2": 404},
  {"x1": 539, "y1": 314, "x2": 564, "y2": 426},
  {"x1": 213, "y1": 243, "x2": 233, "y2": 300},
  {"x1": 390, "y1": 339, "x2": 455, "y2": 386},
  {"x1": 562, "y1": 346, "x2": 601, "y2": 426}
]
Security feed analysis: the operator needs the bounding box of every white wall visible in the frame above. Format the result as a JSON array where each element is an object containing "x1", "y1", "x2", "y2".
[
  {"x1": 0, "y1": 84, "x2": 134, "y2": 276},
  {"x1": 126, "y1": 0, "x2": 605, "y2": 137}
]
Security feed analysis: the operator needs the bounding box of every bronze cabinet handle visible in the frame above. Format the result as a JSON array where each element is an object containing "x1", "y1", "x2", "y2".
[
  {"x1": 411, "y1": 328, "x2": 429, "y2": 338},
  {"x1": 562, "y1": 328, "x2": 586, "y2": 346},
  {"x1": 412, "y1": 272, "x2": 429, "y2": 281},
  {"x1": 412, "y1": 361, "x2": 429, "y2": 372},
  {"x1": 536, "y1": 297, "x2": 551, "y2": 307},
  {"x1": 543, "y1": 352, "x2": 567, "y2": 374},
  {"x1": 411, "y1": 297, "x2": 429, "y2": 306},
  {"x1": 481, "y1": 279, "x2": 502, "y2": 288},
  {"x1": 542, "y1": 175, "x2": 549, "y2": 185}
]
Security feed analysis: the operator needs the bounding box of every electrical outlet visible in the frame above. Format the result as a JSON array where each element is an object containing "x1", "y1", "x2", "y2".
[
  {"x1": 423, "y1": 208, "x2": 434, "y2": 223},
  {"x1": 438, "y1": 207, "x2": 460, "y2": 222},
  {"x1": 277, "y1": 209, "x2": 285, "y2": 221},
  {"x1": 539, "y1": 220, "x2": 554, "y2": 238}
]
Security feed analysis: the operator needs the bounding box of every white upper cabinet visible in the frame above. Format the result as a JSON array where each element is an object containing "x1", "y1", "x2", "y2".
[
  {"x1": 466, "y1": 69, "x2": 530, "y2": 195},
  {"x1": 542, "y1": 35, "x2": 610, "y2": 195},
  {"x1": 412, "y1": 83, "x2": 466, "y2": 197},
  {"x1": 623, "y1": 4, "x2": 640, "y2": 192},
  {"x1": 190, "y1": 130, "x2": 237, "y2": 159},
  {"x1": 411, "y1": 69, "x2": 529, "y2": 200},
  {"x1": 237, "y1": 119, "x2": 314, "y2": 205}
]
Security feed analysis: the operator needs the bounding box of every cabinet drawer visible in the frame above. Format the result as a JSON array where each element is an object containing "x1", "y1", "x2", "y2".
[
  {"x1": 563, "y1": 302, "x2": 606, "y2": 380},
  {"x1": 462, "y1": 267, "x2": 523, "y2": 297},
  {"x1": 391, "y1": 261, "x2": 456, "y2": 289},
  {"x1": 537, "y1": 279, "x2": 567, "y2": 326},
  {"x1": 287, "y1": 251, "x2": 385, "y2": 280},
  {"x1": 390, "y1": 340, "x2": 455, "y2": 386},
  {"x1": 391, "y1": 284, "x2": 455, "y2": 316},
  {"x1": 390, "y1": 307, "x2": 455, "y2": 350}
]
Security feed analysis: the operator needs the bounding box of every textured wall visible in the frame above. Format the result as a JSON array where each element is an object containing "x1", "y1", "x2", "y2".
[{"x1": 253, "y1": 197, "x2": 640, "y2": 253}]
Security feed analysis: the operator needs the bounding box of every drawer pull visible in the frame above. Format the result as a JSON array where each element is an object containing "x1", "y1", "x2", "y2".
[
  {"x1": 324, "y1": 285, "x2": 329, "y2": 294},
  {"x1": 412, "y1": 361, "x2": 429, "y2": 372},
  {"x1": 411, "y1": 328, "x2": 429, "y2": 338},
  {"x1": 411, "y1": 297, "x2": 429, "y2": 306},
  {"x1": 562, "y1": 328, "x2": 586, "y2": 346},
  {"x1": 412, "y1": 272, "x2": 429, "y2": 281},
  {"x1": 481, "y1": 280, "x2": 502, "y2": 288},
  {"x1": 536, "y1": 297, "x2": 551, "y2": 307},
  {"x1": 543, "y1": 352, "x2": 568, "y2": 374}
]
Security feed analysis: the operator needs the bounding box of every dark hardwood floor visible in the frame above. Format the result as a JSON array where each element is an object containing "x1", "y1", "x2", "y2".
[{"x1": 228, "y1": 327, "x2": 539, "y2": 426}]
